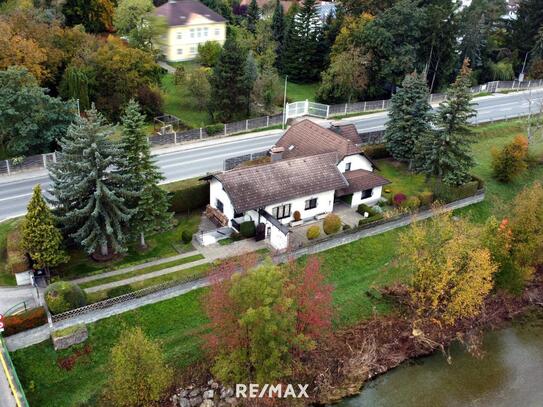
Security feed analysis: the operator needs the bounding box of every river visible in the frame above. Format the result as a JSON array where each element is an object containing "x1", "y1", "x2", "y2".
[{"x1": 338, "y1": 318, "x2": 543, "y2": 407}]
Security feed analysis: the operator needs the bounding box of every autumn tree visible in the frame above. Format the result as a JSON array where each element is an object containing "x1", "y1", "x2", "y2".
[
  {"x1": 491, "y1": 135, "x2": 529, "y2": 183},
  {"x1": 184, "y1": 67, "x2": 212, "y2": 111},
  {"x1": 21, "y1": 185, "x2": 69, "y2": 280},
  {"x1": 62, "y1": 0, "x2": 115, "y2": 33},
  {"x1": 104, "y1": 327, "x2": 172, "y2": 407},
  {"x1": 483, "y1": 217, "x2": 518, "y2": 291},
  {"x1": 400, "y1": 210, "x2": 497, "y2": 325}
]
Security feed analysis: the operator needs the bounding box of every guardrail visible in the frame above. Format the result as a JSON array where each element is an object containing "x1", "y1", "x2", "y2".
[{"x1": 0, "y1": 336, "x2": 29, "y2": 407}]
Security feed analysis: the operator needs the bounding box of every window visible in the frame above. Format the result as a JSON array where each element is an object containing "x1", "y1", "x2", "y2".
[
  {"x1": 305, "y1": 198, "x2": 318, "y2": 210},
  {"x1": 197, "y1": 27, "x2": 202, "y2": 38},
  {"x1": 345, "y1": 162, "x2": 351, "y2": 172},
  {"x1": 204, "y1": 27, "x2": 209, "y2": 37},
  {"x1": 177, "y1": 48, "x2": 183, "y2": 55},
  {"x1": 216, "y1": 199, "x2": 224, "y2": 212},
  {"x1": 190, "y1": 46, "x2": 196, "y2": 54},
  {"x1": 176, "y1": 31, "x2": 182, "y2": 40},
  {"x1": 361, "y1": 189, "x2": 373, "y2": 199},
  {"x1": 272, "y1": 204, "x2": 291, "y2": 220},
  {"x1": 214, "y1": 28, "x2": 220, "y2": 36},
  {"x1": 190, "y1": 28, "x2": 195, "y2": 38}
]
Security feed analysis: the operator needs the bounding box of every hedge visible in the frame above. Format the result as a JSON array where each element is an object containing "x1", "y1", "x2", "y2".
[
  {"x1": 357, "y1": 204, "x2": 377, "y2": 217},
  {"x1": 3, "y1": 307, "x2": 47, "y2": 336},
  {"x1": 168, "y1": 182, "x2": 209, "y2": 214},
  {"x1": 204, "y1": 123, "x2": 225, "y2": 136},
  {"x1": 362, "y1": 144, "x2": 390, "y2": 159},
  {"x1": 45, "y1": 281, "x2": 87, "y2": 315},
  {"x1": 181, "y1": 230, "x2": 193, "y2": 244},
  {"x1": 431, "y1": 179, "x2": 480, "y2": 203},
  {"x1": 6, "y1": 229, "x2": 30, "y2": 274},
  {"x1": 240, "y1": 221, "x2": 256, "y2": 238}
]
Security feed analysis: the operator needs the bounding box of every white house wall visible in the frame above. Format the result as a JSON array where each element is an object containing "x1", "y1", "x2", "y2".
[
  {"x1": 264, "y1": 190, "x2": 335, "y2": 225},
  {"x1": 165, "y1": 21, "x2": 226, "y2": 62},
  {"x1": 337, "y1": 154, "x2": 373, "y2": 173},
  {"x1": 209, "y1": 178, "x2": 235, "y2": 225},
  {"x1": 351, "y1": 186, "x2": 383, "y2": 207},
  {"x1": 269, "y1": 226, "x2": 289, "y2": 250}
]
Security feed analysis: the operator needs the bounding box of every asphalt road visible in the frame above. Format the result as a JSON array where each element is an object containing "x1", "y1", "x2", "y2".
[{"x1": 1, "y1": 89, "x2": 542, "y2": 222}]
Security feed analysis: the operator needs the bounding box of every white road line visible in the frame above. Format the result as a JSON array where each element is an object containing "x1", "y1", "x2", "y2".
[{"x1": 0, "y1": 193, "x2": 32, "y2": 202}]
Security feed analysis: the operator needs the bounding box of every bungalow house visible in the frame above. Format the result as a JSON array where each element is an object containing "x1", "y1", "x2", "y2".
[
  {"x1": 155, "y1": 0, "x2": 226, "y2": 62},
  {"x1": 205, "y1": 120, "x2": 390, "y2": 250}
]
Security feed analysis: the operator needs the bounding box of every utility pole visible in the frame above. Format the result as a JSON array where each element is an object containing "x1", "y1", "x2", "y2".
[
  {"x1": 282, "y1": 75, "x2": 288, "y2": 130},
  {"x1": 520, "y1": 51, "x2": 530, "y2": 82}
]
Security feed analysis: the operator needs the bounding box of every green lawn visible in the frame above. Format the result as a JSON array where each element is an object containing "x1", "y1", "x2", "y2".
[
  {"x1": 57, "y1": 213, "x2": 201, "y2": 280},
  {"x1": 286, "y1": 81, "x2": 319, "y2": 102},
  {"x1": 11, "y1": 120, "x2": 543, "y2": 407},
  {"x1": 0, "y1": 219, "x2": 19, "y2": 286},
  {"x1": 376, "y1": 159, "x2": 433, "y2": 198}
]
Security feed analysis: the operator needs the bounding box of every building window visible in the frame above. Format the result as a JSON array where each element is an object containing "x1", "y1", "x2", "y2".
[
  {"x1": 197, "y1": 27, "x2": 202, "y2": 38},
  {"x1": 190, "y1": 46, "x2": 196, "y2": 54},
  {"x1": 214, "y1": 28, "x2": 220, "y2": 36},
  {"x1": 190, "y1": 28, "x2": 195, "y2": 38},
  {"x1": 305, "y1": 198, "x2": 318, "y2": 210},
  {"x1": 177, "y1": 48, "x2": 183, "y2": 55},
  {"x1": 204, "y1": 27, "x2": 209, "y2": 37},
  {"x1": 272, "y1": 204, "x2": 291, "y2": 220},
  {"x1": 176, "y1": 31, "x2": 182, "y2": 40},
  {"x1": 345, "y1": 162, "x2": 351, "y2": 172},
  {"x1": 216, "y1": 199, "x2": 224, "y2": 212},
  {"x1": 361, "y1": 189, "x2": 373, "y2": 199}
]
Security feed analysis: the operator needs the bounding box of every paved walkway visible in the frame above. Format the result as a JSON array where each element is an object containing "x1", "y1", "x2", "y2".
[
  {"x1": 158, "y1": 60, "x2": 176, "y2": 74},
  {"x1": 72, "y1": 250, "x2": 201, "y2": 285},
  {"x1": 0, "y1": 286, "x2": 39, "y2": 316}
]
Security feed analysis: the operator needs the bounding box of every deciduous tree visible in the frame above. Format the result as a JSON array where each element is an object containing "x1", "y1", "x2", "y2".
[
  {"x1": 62, "y1": 0, "x2": 115, "y2": 33},
  {"x1": 491, "y1": 135, "x2": 529, "y2": 183}
]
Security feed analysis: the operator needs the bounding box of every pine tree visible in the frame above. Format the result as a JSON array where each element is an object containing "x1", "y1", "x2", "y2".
[
  {"x1": 210, "y1": 34, "x2": 250, "y2": 121},
  {"x1": 246, "y1": 0, "x2": 259, "y2": 33},
  {"x1": 271, "y1": 0, "x2": 285, "y2": 70},
  {"x1": 243, "y1": 52, "x2": 258, "y2": 117},
  {"x1": 280, "y1": 0, "x2": 324, "y2": 82},
  {"x1": 21, "y1": 185, "x2": 69, "y2": 280},
  {"x1": 120, "y1": 100, "x2": 172, "y2": 249},
  {"x1": 48, "y1": 107, "x2": 134, "y2": 257},
  {"x1": 416, "y1": 59, "x2": 476, "y2": 185},
  {"x1": 385, "y1": 72, "x2": 432, "y2": 169}
]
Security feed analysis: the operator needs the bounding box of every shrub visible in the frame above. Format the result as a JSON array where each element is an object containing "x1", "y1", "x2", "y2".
[
  {"x1": 293, "y1": 211, "x2": 301, "y2": 221},
  {"x1": 136, "y1": 85, "x2": 163, "y2": 119},
  {"x1": 106, "y1": 285, "x2": 134, "y2": 299},
  {"x1": 393, "y1": 193, "x2": 407, "y2": 207},
  {"x1": 197, "y1": 41, "x2": 222, "y2": 67},
  {"x1": 240, "y1": 221, "x2": 256, "y2": 238},
  {"x1": 204, "y1": 123, "x2": 225, "y2": 136},
  {"x1": 404, "y1": 196, "x2": 421, "y2": 210},
  {"x1": 491, "y1": 135, "x2": 529, "y2": 183},
  {"x1": 306, "y1": 225, "x2": 320, "y2": 240},
  {"x1": 3, "y1": 307, "x2": 47, "y2": 336},
  {"x1": 323, "y1": 213, "x2": 341, "y2": 235},
  {"x1": 45, "y1": 281, "x2": 87, "y2": 315},
  {"x1": 357, "y1": 204, "x2": 376, "y2": 217},
  {"x1": 362, "y1": 143, "x2": 390, "y2": 159},
  {"x1": 168, "y1": 182, "x2": 209, "y2": 214},
  {"x1": 181, "y1": 230, "x2": 193, "y2": 244},
  {"x1": 431, "y1": 180, "x2": 479, "y2": 203},
  {"x1": 358, "y1": 213, "x2": 384, "y2": 227},
  {"x1": 6, "y1": 229, "x2": 30, "y2": 274},
  {"x1": 230, "y1": 231, "x2": 241, "y2": 241},
  {"x1": 418, "y1": 191, "x2": 434, "y2": 206}
]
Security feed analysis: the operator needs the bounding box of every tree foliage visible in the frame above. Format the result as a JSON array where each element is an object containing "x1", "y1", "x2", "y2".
[
  {"x1": 62, "y1": 0, "x2": 115, "y2": 33},
  {"x1": 491, "y1": 135, "x2": 529, "y2": 183},
  {"x1": 197, "y1": 41, "x2": 222, "y2": 67},
  {"x1": 246, "y1": 0, "x2": 259, "y2": 33},
  {"x1": 105, "y1": 327, "x2": 172, "y2": 407}
]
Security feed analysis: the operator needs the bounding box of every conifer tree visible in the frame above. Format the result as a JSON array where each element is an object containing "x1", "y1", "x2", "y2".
[
  {"x1": 385, "y1": 72, "x2": 432, "y2": 169},
  {"x1": 48, "y1": 107, "x2": 134, "y2": 257},
  {"x1": 120, "y1": 100, "x2": 172, "y2": 249},
  {"x1": 22, "y1": 185, "x2": 69, "y2": 280},
  {"x1": 280, "y1": 0, "x2": 324, "y2": 82},
  {"x1": 246, "y1": 0, "x2": 259, "y2": 33},
  {"x1": 210, "y1": 34, "x2": 250, "y2": 121},
  {"x1": 271, "y1": 0, "x2": 285, "y2": 70},
  {"x1": 416, "y1": 59, "x2": 476, "y2": 185}
]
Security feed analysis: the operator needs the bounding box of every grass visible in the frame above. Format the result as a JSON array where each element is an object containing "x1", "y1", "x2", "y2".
[
  {"x1": 0, "y1": 219, "x2": 20, "y2": 286},
  {"x1": 286, "y1": 82, "x2": 319, "y2": 102},
  {"x1": 79, "y1": 254, "x2": 205, "y2": 290},
  {"x1": 11, "y1": 120, "x2": 543, "y2": 407},
  {"x1": 376, "y1": 159, "x2": 434, "y2": 199},
  {"x1": 58, "y1": 213, "x2": 200, "y2": 280}
]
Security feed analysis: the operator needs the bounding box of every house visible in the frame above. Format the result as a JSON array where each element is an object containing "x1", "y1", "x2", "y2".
[
  {"x1": 205, "y1": 120, "x2": 390, "y2": 250},
  {"x1": 155, "y1": 0, "x2": 226, "y2": 62}
]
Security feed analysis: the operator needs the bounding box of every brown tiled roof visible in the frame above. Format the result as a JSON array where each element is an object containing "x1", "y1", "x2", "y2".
[
  {"x1": 336, "y1": 169, "x2": 391, "y2": 197},
  {"x1": 215, "y1": 152, "x2": 348, "y2": 213},
  {"x1": 155, "y1": 0, "x2": 226, "y2": 26},
  {"x1": 276, "y1": 119, "x2": 361, "y2": 161},
  {"x1": 331, "y1": 124, "x2": 361, "y2": 145}
]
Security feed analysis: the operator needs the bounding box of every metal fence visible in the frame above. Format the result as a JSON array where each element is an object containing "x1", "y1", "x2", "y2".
[
  {"x1": 224, "y1": 150, "x2": 269, "y2": 170},
  {"x1": 0, "y1": 336, "x2": 29, "y2": 407}
]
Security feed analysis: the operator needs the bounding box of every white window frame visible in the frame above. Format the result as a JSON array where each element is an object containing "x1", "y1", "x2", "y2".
[
  {"x1": 177, "y1": 48, "x2": 183, "y2": 55},
  {"x1": 272, "y1": 204, "x2": 291, "y2": 220},
  {"x1": 190, "y1": 28, "x2": 195, "y2": 38},
  {"x1": 305, "y1": 198, "x2": 318, "y2": 210},
  {"x1": 176, "y1": 31, "x2": 182, "y2": 40}
]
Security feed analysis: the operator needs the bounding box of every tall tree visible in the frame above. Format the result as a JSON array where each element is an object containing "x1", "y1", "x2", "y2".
[
  {"x1": 120, "y1": 100, "x2": 172, "y2": 249},
  {"x1": 62, "y1": 0, "x2": 115, "y2": 33},
  {"x1": 21, "y1": 185, "x2": 69, "y2": 280},
  {"x1": 416, "y1": 59, "x2": 476, "y2": 185},
  {"x1": 271, "y1": 0, "x2": 285, "y2": 46},
  {"x1": 511, "y1": 0, "x2": 543, "y2": 66},
  {"x1": 61, "y1": 66, "x2": 90, "y2": 112},
  {"x1": 210, "y1": 34, "x2": 250, "y2": 121},
  {"x1": 48, "y1": 107, "x2": 134, "y2": 257},
  {"x1": 243, "y1": 52, "x2": 258, "y2": 116},
  {"x1": 280, "y1": 0, "x2": 325, "y2": 82},
  {"x1": 385, "y1": 72, "x2": 432, "y2": 168},
  {"x1": 246, "y1": 0, "x2": 259, "y2": 33},
  {"x1": 105, "y1": 327, "x2": 172, "y2": 407},
  {"x1": 0, "y1": 67, "x2": 76, "y2": 157}
]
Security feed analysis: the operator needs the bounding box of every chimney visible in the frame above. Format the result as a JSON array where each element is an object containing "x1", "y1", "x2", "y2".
[{"x1": 270, "y1": 146, "x2": 285, "y2": 162}]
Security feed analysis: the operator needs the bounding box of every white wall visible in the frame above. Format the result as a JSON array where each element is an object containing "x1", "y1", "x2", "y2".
[
  {"x1": 209, "y1": 178, "x2": 235, "y2": 225},
  {"x1": 351, "y1": 186, "x2": 383, "y2": 207},
  {"x1": 264, "y1": 190, "x2": 335, "y2": 225},
  {"x1": 337, "y1": 154, "x2": 373, "y2": 173},
  {"x1": 165, "y1": 21, "x2": 226, "y2": 62},
  {"x1": 269, "y1": 226, "x2": 289, "y2": 250}
]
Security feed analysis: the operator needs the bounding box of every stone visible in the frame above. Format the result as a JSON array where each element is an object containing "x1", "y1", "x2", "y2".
[
  {"x1": 199, "y1": 400, "x2": 214, "y2": 407},
  {"x1": 203, "y1": 390, "x2": 214, "y2": 399},
  {"x1": 179, "y1": 389, "x2": 189, "y2": 398},
  {"x1": 189, "y1": 388, "x2": 201, "y2": 398},
  {"x1": 224, "y1": 397, "x2": 238, "y2": 405},
  {"x1": 189, "y1": 396, "x2": 203, "y2": 407},
  {"x1": 211, "y1": 381, "x2": 219, "y2": 389},
  {"x1": 52, "y1": 324, "x2": 88, "y2": 351},
  {"x1": 220, "y1": 388, "x2": 233, "y2": 399},
  {"x1": 179, "y1": 398, "x2": 190, "y2": 407}
]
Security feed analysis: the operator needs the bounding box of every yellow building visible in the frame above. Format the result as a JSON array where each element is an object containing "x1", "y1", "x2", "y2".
[{"x1": 155, "y1": 0, "x2": 227, "y2": 62}]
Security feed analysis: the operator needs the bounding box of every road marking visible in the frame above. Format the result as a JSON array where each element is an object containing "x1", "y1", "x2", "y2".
[{"x1": 0, "y1": 193, "x2": 32, "y2": 202}]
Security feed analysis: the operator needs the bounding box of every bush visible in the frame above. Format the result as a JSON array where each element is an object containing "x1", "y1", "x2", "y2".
[
  {"x1": 168, "y1": 182, "x2": 209, "y2": 214},
  {"x1": 362, "y1": 143, "x2": 390, "y2": 159},
  {"x1": 3, "y1": 307, "x2": 47, "y2": 336},
  {"x1": 45, "y1": 281, "x2": 87, "y2": 315},
  {"x1": 204, "y1": 123, "x2": 225, "y2": 136},
  {"x1": 491, "y1": 135, "x2": 529, "y2": 183},
  {"x1": 431, "y1": 180, "x2": 479, "y2": 203},
  {"x1": 293, "y1": 211, "x2": 301, "y2": 221},
  {"x1": 230, "y1": 231, "x2": 241, "y2": 241},
  {"x1": 136, "y1": 85, "x2": 163, "y2": 119},
  {"x1": 181, "y1": 230, "x2": 193, "y2": 244},
  {"x1": 306, "y1": 225, "x2": 320, "y2": 240},
  {"x1": 240, "y1": 221, "x2": 256, "y2": 238},
  {"x1": 358, "y1": 213, "x2": 384, "y2": 227},
  {"x1": 106, "y1": 285, "x2": 134, "y2": 299},
  {"x1": 323, "y1": 213, "x2": 341, "y2": 235},
  {"x1": 6, "y1": 229, "x2": 30, "y2": 274},
  {"x1": 403, "y1": 196, "x2": 421, "y2": 210},
  {"x1": 393, "y1": 193, "x2": 407, "y2": 207},
  {"x1": 471, "y1": 174, "x2": 485, "y2": 190},
  {"x1": 197, "y1": 41, "x2": 222, "y2": 67},
  {"x1": 343, "y1": 224, "x2": 351, "y2": 231},
  {"x1": 357, "y1": 204, "x2": 377, "y2": 217},
  {"x1": 418, "y1": 191, "x2": 434, "y2": 206}
]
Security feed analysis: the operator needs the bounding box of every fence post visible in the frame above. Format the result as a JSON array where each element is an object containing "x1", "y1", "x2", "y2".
[
  {"x1": 266, "y1": 116, "x2": 269, "y2": 127},
  {"x1": 344, "y1": 103, "x2": 348, "y2": 114},
  {"x1": 429, "y1": 94, "x2": 433, "y2": 104},
  {"x1": 382, "y1": 99, "x2": 386, "y2": 110},
  {"x1": 246, "y1": 119, "x2": 249, "y2": 131},
  {"x1": 147, "y1": 136, "x2": 150, "y2": 145},
  {"x1": 5, "y1": 160, "x2": 10, "y2": 176},
  {"x1": 200, "y1": 128, "x2": 203, "y2": 139},
  {"x1": 42, "y1": 154, "x2": 47, "y2": 169},
  {"x1": 363, "y1": 101, "x2": 366, "y2": 112},
  {"x1": 326, "y1": 105, "x2": 330, "y2": 119},
  {"x1": 53, "y1": 152, "x2": 57, "y2": 163},
  {"x1": 224, "y1": 125, "x2": 227, "y2": 137},
  {"x1": 173, "y1": 132, "x2": 177, "y2": 144},
  {"x1": 305, "y1": 99, "x2": 309, "y2": 115}
]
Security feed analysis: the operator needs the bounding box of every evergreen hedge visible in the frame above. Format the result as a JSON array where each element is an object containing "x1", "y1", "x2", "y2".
[
  {"x1": 168, "y1": 182, "x2": 209, "y2": 214},
  {"x1": 45, "y1": 281, "x2": 87, "y2": 315},
  {"x1": 240, "y1": 221, "x2": 256, "y2": 238}
]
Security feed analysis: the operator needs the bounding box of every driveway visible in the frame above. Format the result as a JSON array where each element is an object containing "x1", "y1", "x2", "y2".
[{"x1": 0, "y1": 286, "x2": 38, "y2": 315}]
